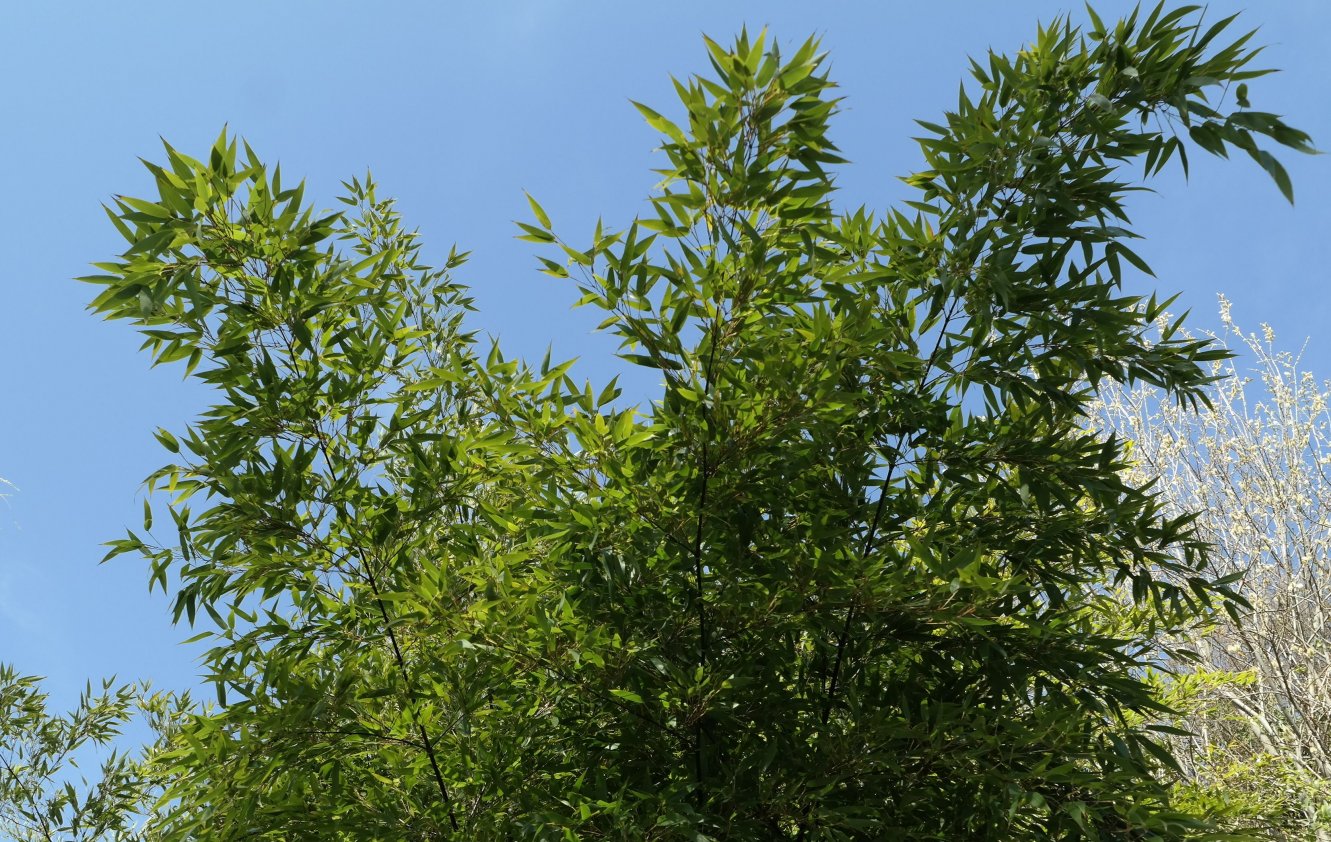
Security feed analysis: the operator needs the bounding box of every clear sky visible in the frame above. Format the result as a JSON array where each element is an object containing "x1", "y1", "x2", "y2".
[{"x1": 2, "y1": 1, "x2": 1327, "y2": 706}]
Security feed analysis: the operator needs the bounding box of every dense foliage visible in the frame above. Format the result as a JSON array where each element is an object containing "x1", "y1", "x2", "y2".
[{"x1": 83, "y1": 6, "x2": 1312, "y2": 839}]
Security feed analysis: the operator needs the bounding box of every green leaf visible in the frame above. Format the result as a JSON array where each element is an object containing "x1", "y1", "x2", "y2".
[
  {"x1": 1253, "y1": 148, "x2": 1295, "y2": 203},
  {"x1": 154, "y1": 428, "x2": 180, "y2": 453},
  {"x1": 515, "y1": 221, "x2": 555, "y2": 243},
  {"x1": 525, "y1": 192, "x2": 551, "y2": 229}
]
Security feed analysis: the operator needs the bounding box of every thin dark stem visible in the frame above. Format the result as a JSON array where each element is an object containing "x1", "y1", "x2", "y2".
[
  {"x1": 691, "y1": 322, "x2": 722, "y2": 804},
  {"x1": 363, "y1": 559, "x2": 461, "y2": 833},
  {"x1": 819, "y1": 300, "x2": 958, "y2": 724},
  {"x1": 315, "y1": 430, "x2": 460, "y2": 834},
  {"x1": 797, "y1": 301, "x2": 960, "y2": 841},
  {"x1": 820, "y1": 451, "x2": 901, "y2": 726}
]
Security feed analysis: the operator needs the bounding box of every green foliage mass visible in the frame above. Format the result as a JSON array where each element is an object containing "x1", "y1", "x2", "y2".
[
  {"x1": 1155, "y1": 669, "x2": 1331, "y2": 838},
  {"x1": 83, "y1": 6, "x2": 1313, "y2": 839}
]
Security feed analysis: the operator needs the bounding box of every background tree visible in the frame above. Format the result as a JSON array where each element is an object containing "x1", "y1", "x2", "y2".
[
  {"x1": 0, "y1": 665, "x2": 182, "y2": 842},
  {"x1": 0, "y1": 483, "x2": 178, "y2": 842},
  {"x1": 86, "y1": 6, "x2": 1311, "y2": 839},
  {"x1": 1097, "y1": 302, "x2": 1331, "y2": 840}
]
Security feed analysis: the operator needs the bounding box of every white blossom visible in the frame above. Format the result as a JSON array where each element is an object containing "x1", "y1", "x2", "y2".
[{"x1": 1095, "y1": 301, "x2": 1331, "y2": 834}]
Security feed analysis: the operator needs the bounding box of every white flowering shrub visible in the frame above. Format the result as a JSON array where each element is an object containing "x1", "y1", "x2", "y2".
[{"x1": 1097, "y1": 299, "x2": 1331, "y2": 839}]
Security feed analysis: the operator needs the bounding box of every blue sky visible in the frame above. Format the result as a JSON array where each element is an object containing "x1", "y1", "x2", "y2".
[{"x1": 2, "y1": 1, "x2": 1327, "y2": 706}]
